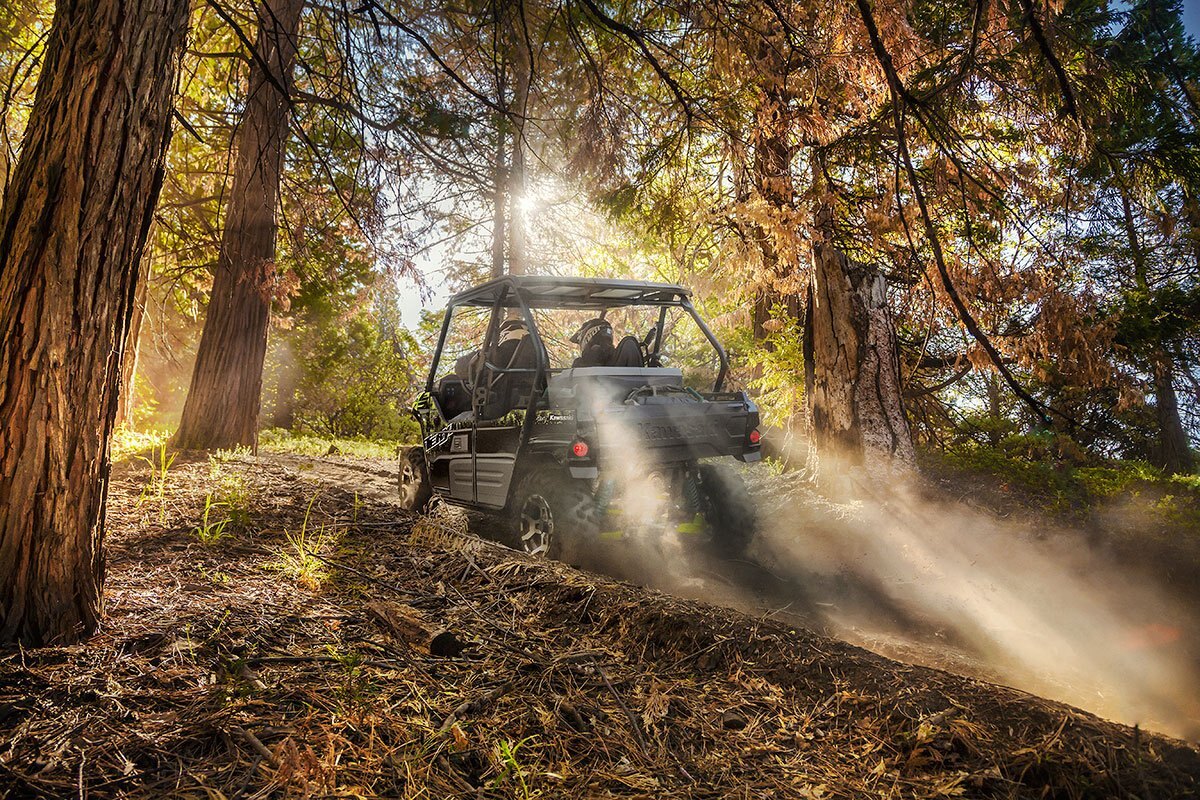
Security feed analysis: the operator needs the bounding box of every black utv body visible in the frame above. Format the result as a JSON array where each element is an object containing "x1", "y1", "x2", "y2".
[{"x1": 399, "y1": 275, "x2": 762, "y2": 560}]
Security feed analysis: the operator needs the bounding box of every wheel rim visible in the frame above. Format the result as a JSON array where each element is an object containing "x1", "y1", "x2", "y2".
[{"x1": 519, "y1": 494, "x2": 554, "y2": 556}]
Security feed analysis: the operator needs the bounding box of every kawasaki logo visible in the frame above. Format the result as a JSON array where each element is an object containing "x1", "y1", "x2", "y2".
[{"x1": 639, "y1": 420, "x2": 724, "y2": 442}]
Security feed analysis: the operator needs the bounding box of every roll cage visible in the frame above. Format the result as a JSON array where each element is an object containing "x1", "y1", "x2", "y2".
[{"x1": 424, "y1": 276, "x2": 731, "y2": 418}]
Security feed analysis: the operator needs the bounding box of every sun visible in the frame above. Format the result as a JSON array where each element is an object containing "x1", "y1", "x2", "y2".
[{"x1": 515, "y1": 191, "x2": 542, "y2": 216}]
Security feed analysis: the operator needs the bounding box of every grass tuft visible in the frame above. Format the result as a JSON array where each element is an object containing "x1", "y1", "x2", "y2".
[
  {"x1": 191, "y1": 492, "x2": 231, "y2": 545},
  {"x1": 266, "y1": 491, "x2": 333, "y2": 590}
]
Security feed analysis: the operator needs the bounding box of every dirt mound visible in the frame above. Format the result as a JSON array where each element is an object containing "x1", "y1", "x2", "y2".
[{"x1": 1, "y1": 453, "x2": 1198, "y2": 798}]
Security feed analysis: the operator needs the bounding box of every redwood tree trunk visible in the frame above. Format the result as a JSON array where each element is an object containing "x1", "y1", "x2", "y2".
[
  {"x1": 173, "y1": 0, "x2": 303, "y2": 451},
  {"x1": 804, "y1": 205, "x2": 915, "y2": 472},
  {"x1": 0, "y1": 0, "x2": 189, "y2": 645}
]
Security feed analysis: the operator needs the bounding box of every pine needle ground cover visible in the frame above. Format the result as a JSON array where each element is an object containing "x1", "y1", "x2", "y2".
[{"x1": 1, "y1": 454, "x2": 1198, "y2": 799}]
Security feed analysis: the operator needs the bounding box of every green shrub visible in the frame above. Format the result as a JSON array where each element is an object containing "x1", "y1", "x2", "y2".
[{"x1": 931, "y1": 441, "x2": 1200, "y2": 522}]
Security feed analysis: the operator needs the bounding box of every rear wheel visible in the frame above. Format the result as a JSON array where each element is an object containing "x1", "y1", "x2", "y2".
[
  {"x1": 697, "y1": 463, "x2": 756, "y2": 557},
  {"x1": 397, "y1": 446, "x2": 433, "y2": 513},
  {"x1": 511, "y1": 471, "x2": 598, "y2": 562}
]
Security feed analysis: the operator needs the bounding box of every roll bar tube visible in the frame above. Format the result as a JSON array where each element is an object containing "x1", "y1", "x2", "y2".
[
  {"x1": 425, "y1": 302, "x2": 455, "y2": 393},
  {"x1": 682, "y1": 297, "x2": 728, "y2": 392}
]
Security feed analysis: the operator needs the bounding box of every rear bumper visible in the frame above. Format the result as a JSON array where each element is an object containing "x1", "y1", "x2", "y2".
[{"x1": 567, "y1": 396, "x2": 761, "y2": 473}]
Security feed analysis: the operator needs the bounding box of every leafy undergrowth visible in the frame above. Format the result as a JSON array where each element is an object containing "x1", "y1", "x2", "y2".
[
  {"x1": 110, "y1": 425, "x2": 412, "y2": 464},
  {"x1": 110, "y1": 426, "x2": 173, "y2": 463},
  {"x1": 2, "y1": 455, "x2": 1199, "y2": 798},
  {"x1": 258, "y1": 427, "x2": 410, "y2": 460},
  {"x1": 922, "y1": 442, "x2": 1200, "y2": 526}
]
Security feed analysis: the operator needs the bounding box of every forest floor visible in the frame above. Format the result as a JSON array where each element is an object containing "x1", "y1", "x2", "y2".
[{"x1": 1, "y1": 449, "x2": 1199, "y2": 798}]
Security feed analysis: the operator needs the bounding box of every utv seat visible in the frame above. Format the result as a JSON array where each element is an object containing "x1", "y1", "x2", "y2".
[
  {"x1": 436, "y1": 375, "x2": 473, "y2": 418},
  {"x1": 480, "y1": 334, "x2": 537, "y2": 419},
  {"x1": 609, "y1": 335, "x2": 645, "y2": 368}
]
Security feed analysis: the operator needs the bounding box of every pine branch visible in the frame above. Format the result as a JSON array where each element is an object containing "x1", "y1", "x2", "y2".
[
  {"x1": 1014, "y1": 0, "x2": 1079, "y2": 119},
  {"x1": 855, "y1": 0, "x2": 1053, "y2": 426}
]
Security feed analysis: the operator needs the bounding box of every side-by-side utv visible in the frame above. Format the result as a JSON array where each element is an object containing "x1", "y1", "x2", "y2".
[{"x1": 398, "y1": 275, "x2": 762, "y2": 560}]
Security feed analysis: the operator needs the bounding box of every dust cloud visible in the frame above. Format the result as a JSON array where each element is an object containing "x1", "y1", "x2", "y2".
[{"x1": 578, "y1": 433, "x2": 1200, "y2": 742}]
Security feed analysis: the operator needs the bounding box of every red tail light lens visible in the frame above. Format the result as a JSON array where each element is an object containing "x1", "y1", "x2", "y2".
[
  {"x1": 571, "y1": 440, "x2": 590, "y2": 458},
  {"x1": 749, "y1": 429, "x2": 761, "y2": 445}
]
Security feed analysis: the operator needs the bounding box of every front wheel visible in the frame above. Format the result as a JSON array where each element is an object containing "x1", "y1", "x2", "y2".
[
  {"x1": 397, "y1": 446, "x2": 433, "y2": 513},
  {"x1": 697, "y1": 463, "x2": 757, "y2": 557},
  {"x1": 510, "y1": 471, "x2": 598, "y2": 562}
]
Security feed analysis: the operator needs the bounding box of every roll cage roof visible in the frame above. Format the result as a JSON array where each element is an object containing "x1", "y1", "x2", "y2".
[
  {"x1": 430, "y1": 274, "x2": 727, "y2": 395},
  {"x1": 449, "y1": 275, "x2": 692, "y2": 309}
]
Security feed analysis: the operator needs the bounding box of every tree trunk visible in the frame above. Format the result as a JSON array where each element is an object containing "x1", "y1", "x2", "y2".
[
  {"x1": 1117, "y1": 178, "x2": 1193, "y2": 474},
  {"x1": 804, "y1": 204, "x2": 915, "y2": 473},
  {"x1": 505, "y1": 6, "x2": 530, "y2": 276},
  {"x1": 173, "y1": 0, "x2": 303, "y2": 451},
  {"x1": 508, "y1": 131, "x2": 526, "y2": 274},
  {"x1": 490, "y1": 116, "x2": 508, "y2": 279},
  {"x1": 747, "y1": 77, "x2": 798, "y2": 344},
  {"x1": 0, "y1": 0, "x2": 189, "y2": 645},
  {"x1": 270, "y1": 340, "x2": 299, "y2": 430},
  {"x1": 1152, "y1": 356, "x2": 1192, "y2": 474},
  {"x1": 985, "y1": 374, "x2": 1003, "y2": 447},
  {"x1": 115, "y1": 261, "x2": 151, "y2": 428}
]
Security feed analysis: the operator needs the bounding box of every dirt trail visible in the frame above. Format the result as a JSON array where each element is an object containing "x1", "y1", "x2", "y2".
[
  {"x1": 277, "y1": 452, "x2": 1200, "y2": 742},
  {"x1": 4, "y1": 452, "x2": 1198, "y2": 799},
  {"x1": 271, "y1": 452, "x2": 402, "y2": 500}
]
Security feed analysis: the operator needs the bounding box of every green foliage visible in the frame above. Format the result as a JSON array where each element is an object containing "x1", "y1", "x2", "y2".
[
  {"x1": 266, "y1": 492, "x2": 332, "y2": 591},
  {"x1": 111, "y1": 428, "x2": 171, "y2": 463},
  {"x1": 932, "y1": 441, "x2": 1200, "y2": 521},
  {"x1": 137, "y1": 442, "x2": 177, "y2": 523},
  {"x1": 739, "y1": 307, "x2": 806, "y2": 431},
  {"x1": 191, "y1": 493, "x2": 231, "y2": 545},
  {"x1": 492, "y1": 737, "x2": 537, "y2": 799},
  {"x1": 287, "y1": 308, "x2": 420, "y2": 441},
  {"x1": 1113, "y1": 285, "x2": 1200, "y2": 352},
  {"x1": 206, "y1": 458, "x2": 252, "y2": 528}
]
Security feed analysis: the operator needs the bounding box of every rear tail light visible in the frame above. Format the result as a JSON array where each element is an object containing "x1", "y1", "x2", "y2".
[
  {"x1": 571, "y1": 440, "x2": 590, "y2": 458},
  {"x1": 748, "y1": 429, "x2": 761, "y2": 445}
]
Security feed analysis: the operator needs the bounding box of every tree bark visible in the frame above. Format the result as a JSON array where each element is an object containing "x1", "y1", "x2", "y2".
[
  {"x1": 0, "y1": 0, "x2": 189, "y2": 645},
  {"x1": 173, "y1": 0, "x2": 303, "y2": 451},
  {"x1": 746, "y1": 59, "x2": 800, "y2": 344},
  {"x1": 1151, "y1": 356, "x2": 1192, "y2": 474},
  {"x1": 804, "y1": 204, "x2": 915, "y2": 473},
  {"x1": 985, "y1": 373, "x2": 1003, "y2": 447}
]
